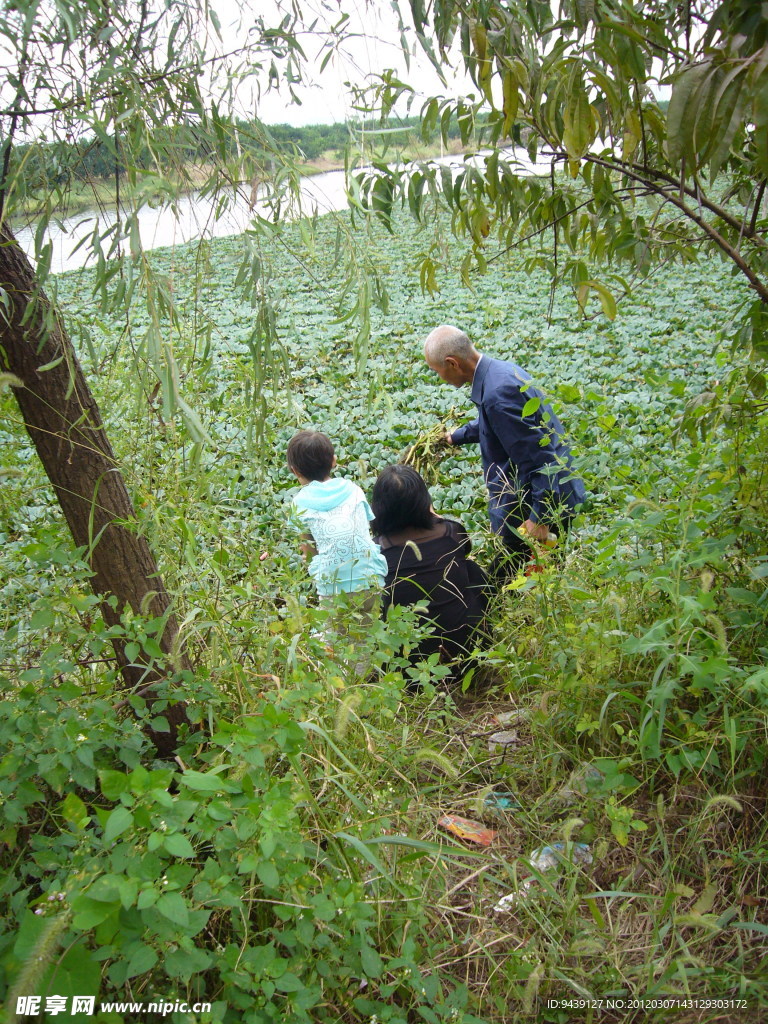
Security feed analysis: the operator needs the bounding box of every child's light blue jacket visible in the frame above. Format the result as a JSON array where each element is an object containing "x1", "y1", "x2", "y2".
[{"x1": 292, "y1": 478, "x2": 387, "y2": 596}]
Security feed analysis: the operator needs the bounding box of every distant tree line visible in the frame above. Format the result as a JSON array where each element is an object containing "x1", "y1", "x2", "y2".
[{"x1": 9, "y1": 114, "x2": 471, "y2": 197}]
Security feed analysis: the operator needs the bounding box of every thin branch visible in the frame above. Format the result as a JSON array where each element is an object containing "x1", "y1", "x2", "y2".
[
  {"x1": 487, "y1": 184, "x2": 655, "y2": 264},
  {"x1": 750, "y1": 179, "x2": 767, "y2": 236},
  {"x1": 547, "y1": 157, "x2": 558, "y2": 324},
  {"x1": 0, "y1": 44, "x2": 256, "y2": 119},
  {"x1": 623, "y1": 158, "x2": 768, "y2": 250},
  {"x1": 0, "y1": 40, "x2": 32, "y2": 222},
  {"x1": 580, "y1": 151, "x2": 768, "y2": 305}
]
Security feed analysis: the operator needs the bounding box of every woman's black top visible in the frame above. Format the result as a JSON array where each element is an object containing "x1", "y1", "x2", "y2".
[{"x1": 374, "y1": 516, "x2": 488, "y2": 659}]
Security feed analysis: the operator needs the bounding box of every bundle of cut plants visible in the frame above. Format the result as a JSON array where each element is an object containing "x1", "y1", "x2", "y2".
[{"x1": 399, "y1": 423, "x2": 452, "y2": 485}]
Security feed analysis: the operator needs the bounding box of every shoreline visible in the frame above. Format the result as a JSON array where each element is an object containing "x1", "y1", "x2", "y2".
[{"x1": 12, "y1": 140, "x2": 468, "y2": 226}]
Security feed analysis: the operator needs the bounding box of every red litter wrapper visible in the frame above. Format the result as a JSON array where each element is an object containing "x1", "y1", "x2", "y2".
[{"x1": 437, "y1": 814, "x2": 498, "y2": 847}]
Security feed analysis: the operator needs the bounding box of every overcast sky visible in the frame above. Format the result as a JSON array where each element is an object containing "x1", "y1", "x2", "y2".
[{"x1": 214, "y1": 0, "x2": 471, "y2": 126}]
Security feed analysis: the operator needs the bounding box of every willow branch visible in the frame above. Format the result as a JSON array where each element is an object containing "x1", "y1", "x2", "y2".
[{"x1": 0, "y1": 45, "x2": 256, "y2": 118}]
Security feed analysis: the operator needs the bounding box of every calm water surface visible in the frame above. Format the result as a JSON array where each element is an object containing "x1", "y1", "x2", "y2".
[{"x1": 14, "y1": 149, "x2": 548, "y2": 275}]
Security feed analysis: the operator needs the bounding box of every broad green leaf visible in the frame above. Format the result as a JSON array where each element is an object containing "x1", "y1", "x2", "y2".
[
  {"x1": 72, "y1": 896, "x2": 119, "y2": 930},
  {"x1": 257, "y1": 860, "x2": 280, "y2": 888},
  {"x1": 61, "y1": 792, "x2": 88, "y2": 828},
  {"x1": 137, "y1": 886, "x2": 160, "y2": 910},
  {"x1": 163, "y1": 833, "x2": 196, "y2": 859},
  {"x1": 180, "y1": 769, "x2": 237, "y2": 793},
  {"x1": 123, "y1": 942, "x2": 159, "y2": 979},
  {"x1": 274, "y1": 972, "x2": 304, "y2": 993},
  {"x1": 360, "y1": 944, "x2": 383, "y2": 978},
  {"x1": 99, "y1": 770, "x2": 129, "y2": 800},
  {"x1": 103, "y1": 806, "x2": 133, "y2": 842},
  {"x1": 156, "y1": 891, "x2": 189, "y2": 927}
]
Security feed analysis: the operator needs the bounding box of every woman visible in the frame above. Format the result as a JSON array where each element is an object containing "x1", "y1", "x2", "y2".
[{"x1": 370, "y1": 464, "x2": 488, "y2": 663}]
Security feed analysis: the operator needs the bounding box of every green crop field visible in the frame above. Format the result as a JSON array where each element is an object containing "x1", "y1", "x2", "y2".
[{"x1": 1, "y1": 209, "x2": 767, "y2": 1023}]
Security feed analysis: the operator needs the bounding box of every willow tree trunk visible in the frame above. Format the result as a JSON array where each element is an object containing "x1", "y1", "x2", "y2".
[{"x1": 0, "y1": 223, "x2": 189, "y2": 757}]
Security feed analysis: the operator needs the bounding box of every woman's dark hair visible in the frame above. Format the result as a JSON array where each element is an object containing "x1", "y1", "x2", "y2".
[
  {"x1": 371, "y1": 464, "x2": 435, "y2": 535},
  {"x1": 287, "y1": 430, "x2": 335, "y2": 481}
]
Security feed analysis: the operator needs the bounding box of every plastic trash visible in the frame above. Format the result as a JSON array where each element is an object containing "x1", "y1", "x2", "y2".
[
  {"x1": 492, "y1": 843, "x2": 592, "y2": 912},
  {"x1": 529, "y1": 842, "x2": 593, "y2": 872},
  {"x1": 556, "y1": 764, "x2": 605, "y2": 804},
  {"x1": 493, "y1": 883, "x2": 536, "y2": 912},
  {"x1": 483, "y1": 791, "x2": 521, "y2": 812},
  {"x1": 487, "y1": 729, "x2": 519, "y2": 752},
  {"x1": 438, "y1": 814, "x2": 498, "y2": 847},
  {"x1": 493, "y1": 709, "x2": 528, "y2": 726}
]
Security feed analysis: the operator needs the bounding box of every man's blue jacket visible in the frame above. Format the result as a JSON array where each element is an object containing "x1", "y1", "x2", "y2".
[{"x1": 450, "y1": 355, "x2": 586, "y2": 529}]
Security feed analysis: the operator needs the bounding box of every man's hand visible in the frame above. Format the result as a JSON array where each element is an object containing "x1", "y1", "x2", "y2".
[
  {"x1": 444, "y1": 431, "x2": 454, "y2": 445},
  {"x1": 520, "y1": 519, "x2": 550, "y2": 541},
  {"x1": 299, "y1": 533, "x2": 317, "y2": 561}
]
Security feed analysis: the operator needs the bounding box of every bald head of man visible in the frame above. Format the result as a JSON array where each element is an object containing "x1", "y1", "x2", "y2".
[{"x1": 423, "y1": 325, "x2": 480, "y2": 387}]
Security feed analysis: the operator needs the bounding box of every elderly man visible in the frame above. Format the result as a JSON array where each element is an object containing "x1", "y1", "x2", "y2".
[{"x1": 424, "y1": 324, "x2": 585, "y2": 568}]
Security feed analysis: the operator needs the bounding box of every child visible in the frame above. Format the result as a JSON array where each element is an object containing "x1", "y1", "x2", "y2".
[{"x1": 287, "y1": 430, "x2": 387, "y2": 604}]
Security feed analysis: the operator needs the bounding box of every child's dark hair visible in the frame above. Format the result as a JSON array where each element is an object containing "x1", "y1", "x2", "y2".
[
  {"x1": 371, "y1": 464, "x2": 435, "y2": 535},
  {"x1": 287, "y1": 430, "x2": 335, "y2": 482}
]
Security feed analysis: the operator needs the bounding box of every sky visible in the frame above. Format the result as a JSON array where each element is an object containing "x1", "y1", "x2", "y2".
[{"x1": 213, "y1": 0, "x2": 471, "y2": 126}]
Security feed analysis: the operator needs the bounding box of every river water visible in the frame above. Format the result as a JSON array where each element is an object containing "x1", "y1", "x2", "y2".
[{"x1": 14, "y1": 148, "x2": 549, "y2": 275}]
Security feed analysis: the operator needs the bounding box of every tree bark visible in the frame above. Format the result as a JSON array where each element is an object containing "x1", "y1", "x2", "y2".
[{"x1": 0, "y1": 222, "x2": 189, "y2": 757}]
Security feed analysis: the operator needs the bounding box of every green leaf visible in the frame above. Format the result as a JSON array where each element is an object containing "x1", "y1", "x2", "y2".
[
  {"x1": 274, "y1": 972, "x2": 304, "y2": 993},
  {"x1": 123, "y1": 942, "x2": 159, "y2": 979},
  {"x1": 257, "y1": 860, "x2": 280, "y2": 889},
  {"x1": 99, "y1": 770, "x2": 129, "y2": 800},
  {"x1": 590, "y1": 280, "x2": 617, "y2": 320},
  {"x1": 87, "y1": 875, "x2": 122, "y2": 902},
  {"x1": 165, "y1": 946, "x2": 213, "y2": 981},
  {"x1": 334, "y1": 832, "x2": 411, "y2": 898},
  {"x1": 521, "y1": 396, "x2": 541, "y2": 418},
  {"x1": 61, "y1": 792, "x2": 89, "y2": 828},
  {"x1": 360, "y1": 944, "x2": 383, "y2": 978},
  {"x1": 578, "y1": 280, "x2": 617, "y2": 320},
  {"x1": 30, "y1": 606, "x2": 55, "y2": 629},
  {"x1": 137, "y1": 886, "x2": 159, "y2": 910},
  {"x1": 124, "y1": 642, "x2": 140, "y2": 663},
  {"x1": 163, "y1": 833, "x2": 196, "y2": 859},
  {"x1": 103, "y1": 806, "x2": 133, "y2": 842},
  {"x1": 563, "y1": 84, "x2": 594, "y2": 160},
  {"x1": 156, "y1": 891, "x2": 190, "y2": 927},
  {"x1": 502, "y1": 69, "x2": 518, "y2": 137},
  {"x1": 667, "y1": 61, "x2": 711, "y2": 168},
  {"x1": 708, "y1": 71, "x2": 749, "y2": 178},
  {"x1": 731, "y1": 921, "x2": 768, "y2": 937},
  {"x1": 180, "y1": 769, "x2": 236, "y2": 793},
  {"x1": 752, "y1": 69, "x2": 768, "y2": 178},
  {"x1": 72, "y1": 896, "x2": 119, "y2": 930}
]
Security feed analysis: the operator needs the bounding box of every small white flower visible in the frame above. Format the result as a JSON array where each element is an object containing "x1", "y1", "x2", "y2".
[{"x1": 76, "y1": 734, "x2": 86, "y2": 742}]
